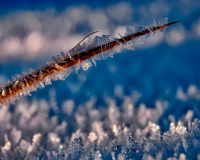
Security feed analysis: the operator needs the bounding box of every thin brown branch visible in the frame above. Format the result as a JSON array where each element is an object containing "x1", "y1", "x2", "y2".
[{"x1": 0, "y1": 20, "x2": 180, "y2": 106}]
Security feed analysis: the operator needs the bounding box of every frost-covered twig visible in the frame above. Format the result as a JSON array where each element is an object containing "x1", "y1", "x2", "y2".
[{"x1": 0, "y1": 19, "x2": 180, "y2": 106}]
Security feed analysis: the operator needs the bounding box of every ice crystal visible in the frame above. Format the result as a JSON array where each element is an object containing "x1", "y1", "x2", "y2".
[{"x1": 0, "y1": 83, "x2": 199, "y2": 159}]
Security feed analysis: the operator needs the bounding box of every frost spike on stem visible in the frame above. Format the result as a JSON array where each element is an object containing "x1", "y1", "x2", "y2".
[
  {"x1": 2, "y1": 89, "x2": 6, "y2": 96},
  {"x1": 145, "y1": 26, "x2": 155, "y2": 36},
  {"x1": 54, "y1": 64, "x2": 63, "y2": 71},
  {"x1": 23, "y1": 78, "x2": 29, "y2": 87},
  {"x1": 12, "y1": 80, "x2": 19, "y2": 88},
  {"x1": 26, "y1": 76, "x2": 35, "y2": 82},
  {"x1": 0, "y1": 20, "x2": 180, "y2": 105},
  {"x1": 9, "y1": 87, "x2": 12, "y2": 96},
  {"x1": 40, "y1": 82, "x2": 44, "y2": 88},
  {"x1": 39, "y1": 69, "x2": 43, "y2": 79}
]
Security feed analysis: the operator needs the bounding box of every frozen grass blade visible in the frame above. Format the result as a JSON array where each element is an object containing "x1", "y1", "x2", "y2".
[{"x1": 0, "y1": 20, "x2": 180, "y2": 106}]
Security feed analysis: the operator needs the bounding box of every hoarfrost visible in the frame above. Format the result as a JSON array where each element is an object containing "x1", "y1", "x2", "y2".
[
  {"x1": 62, "y1": 99, "x2": 74, "y2": 116},
  {"x1": 81, "y1": 60, "x2": 92, "y2": 71},
  {"x1": 0, "y1": 18, "x2": 170, "y2": 106},
  {"x1": 0, "y1": 89, "x2": 200, "y2": 159}
]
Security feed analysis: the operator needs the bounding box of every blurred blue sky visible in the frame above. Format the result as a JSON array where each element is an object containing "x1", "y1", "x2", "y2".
[{"x1": 0, "y1": 0, "x2": 149, "y2": 15}]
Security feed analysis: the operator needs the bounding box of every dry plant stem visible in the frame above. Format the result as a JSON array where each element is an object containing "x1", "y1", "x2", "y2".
[{"x1": 0, "y1": 20, "x2": 180, "y2": 105}]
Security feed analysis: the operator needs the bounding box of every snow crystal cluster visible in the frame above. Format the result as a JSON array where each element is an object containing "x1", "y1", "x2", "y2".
[
  {"x1": 0, "y1": 84, "x2": 200, "y2": 159},
  {"x1": 67, "y1": 17, "x2": 169, "y2": 75}
]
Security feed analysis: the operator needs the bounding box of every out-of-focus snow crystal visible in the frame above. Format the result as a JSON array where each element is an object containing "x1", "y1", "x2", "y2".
[
  {"x1": 62, "y1": 99, "x2": 74, "y2": 116},
  {"x1": 88, "y1": 132, "x2": 98, "y2": 142},
  {"x1": 2, "y1": 43, "x2": 200, "y2": 160},
  {"x1": 0, "y1": 88, "x2": 200, "y2": 159},
  {"x1": 47, "y1": 132, "x2": 60, "y2": 150}
]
